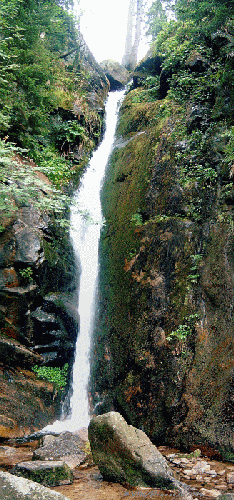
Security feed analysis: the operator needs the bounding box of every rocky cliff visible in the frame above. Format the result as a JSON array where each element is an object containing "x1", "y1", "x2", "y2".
[{"x1": 90, "y1": 22, "x2": 234, "y2": 460}]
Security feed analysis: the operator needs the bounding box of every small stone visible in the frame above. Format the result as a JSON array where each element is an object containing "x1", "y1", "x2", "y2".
[
  {"x1": 206, "y1": 470, "x2": 218, "y2": 477},
  {"x1": 227, "y1": 473, "x2": 234, "y2": 484},
  {"x1": 200, "y1": 488, "x2": 221, "y2": 498},
  {"x1": 193, "y1": 461, "x2": 211, "y2": 473},
  {"x1": 218, "y1": 471, "x2": 226, "y2": 476},
  {"x1": 196, "y1": 475, "x2": 204, "y2": 482},
  {"x1": 184, "y1": 469, "x2": 196, "y2": 476},
  {"x1": 215, "y1": 484, "x2": 228, "y2": 490}
]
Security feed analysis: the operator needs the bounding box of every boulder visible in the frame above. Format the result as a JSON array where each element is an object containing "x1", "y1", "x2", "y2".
[
  {"x1": 88, "y1": 411, "x2": 175, "y2": 488},
  {"x1": 0, "y1": 470, "x2": 69, "y2": 500},
  {"x1": 33, "y1": 431, "x2": 87, "y2": 468},
  {"x1": 12, "y1": 460, "x2": 73, "y2": 487},
  {"x1": 100, "y1": 60, "x2": 130, "y2": 90}
]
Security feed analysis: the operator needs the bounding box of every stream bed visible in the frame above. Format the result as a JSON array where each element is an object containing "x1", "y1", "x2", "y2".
[{"x1": 1, "y1": 443, "x2": 234, "y2": 500}]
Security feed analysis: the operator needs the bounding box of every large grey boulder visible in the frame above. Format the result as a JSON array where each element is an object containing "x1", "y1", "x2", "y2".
[
  {"x1": 12, "y1": 460, "x2": 73, "y2": 487},
  {"x1": 0, "y1": 470, "x2": 69, "y2": 500},
  {"x1": 88, "y1": 411, "x2": 175, "y2": 488}
]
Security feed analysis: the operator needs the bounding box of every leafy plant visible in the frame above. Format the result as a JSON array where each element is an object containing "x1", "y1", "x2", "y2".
[
  {"x1": 168, "y1": 314, "x2": 199, "y2": 341},
  {"x1": 130, "y1": 210, "x2": 143, "y2": 226},
  {"x1": 32, "y1": 363, "x2": 69, "y2": 389},
  {"x1": 19, "y1": 266, "x2": 33, "y2": 283}
]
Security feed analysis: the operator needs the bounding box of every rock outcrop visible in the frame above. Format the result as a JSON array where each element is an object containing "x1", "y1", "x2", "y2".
[{"x1": 0, "y1": 470, "x2": 69, "y2": 500}]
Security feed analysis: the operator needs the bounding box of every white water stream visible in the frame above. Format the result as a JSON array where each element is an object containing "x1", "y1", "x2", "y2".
[{"x1": 43, "y1": 89, "x2": 125, "y2": 433}]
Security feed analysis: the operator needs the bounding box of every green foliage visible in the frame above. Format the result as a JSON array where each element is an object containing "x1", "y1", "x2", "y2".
[
  {"x1": 0, "y1": 0, "x2": 79, "y2": 146},
  {"x1": 146, "y1": 0, "x2": 168, "y2": 39},
  {"x1": 130, "y1": 210, "x2": 143, "y2": 226},
  {"x1": 34, "y1": 146, "x2": 73, "y2": 188},
  {"x1": 19, "y1": 267, "x2": 33, "y2": 283},
  {"x1": 0, "y1": 140, "x2": 70, "y2": 228},
  {"x1": 168, "y1": 314, "x2": 199, "y2": 341},
  {"x1": 32, "y1": 363, "x2": 69, "y2": 389}
]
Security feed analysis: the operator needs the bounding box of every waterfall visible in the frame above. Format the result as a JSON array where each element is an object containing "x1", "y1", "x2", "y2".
[{"x1": 43, "y1": 89, "x2": 125, "y2": 433}]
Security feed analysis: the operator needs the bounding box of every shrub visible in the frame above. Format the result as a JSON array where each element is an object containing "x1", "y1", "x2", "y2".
[{"x1": 32, "y1": 363, "x2": 69, "y2": 389}]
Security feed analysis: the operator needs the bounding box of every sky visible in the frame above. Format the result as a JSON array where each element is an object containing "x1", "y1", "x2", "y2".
[{"x1": 75, "y1": 0, "x2": 152, "y2": 64}]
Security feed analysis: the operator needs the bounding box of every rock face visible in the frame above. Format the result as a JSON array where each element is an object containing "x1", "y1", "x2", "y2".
[
  {"x1": 88, "y1": 411, "x2": 175, "y2": 487},
  {"x1": 12, "y1": 461, "x2": 73, "y2": 487},
  {"x1": 0, "y1": 470, "x2": 69, "y2": 500},
  {"x1": 90, "y1": 31, "x2": 234, "y2": 459},
  {"x1": 33, "y1": 431, "x2": 87, "y2": 469},
  {"x1": 0, "y1": 203, "x2": 77, "y2": 436},
  {"x1": 100, "y1": 60, "x2": 130, "y2": 90}
]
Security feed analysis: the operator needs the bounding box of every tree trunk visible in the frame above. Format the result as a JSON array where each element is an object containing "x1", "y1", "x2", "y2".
[{"x1": 130, "y1": 0, "x2": 144, "y2": 70}]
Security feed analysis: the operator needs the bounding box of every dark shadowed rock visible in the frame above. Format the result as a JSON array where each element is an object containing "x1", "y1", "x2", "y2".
[
  {"x1": 88, "y1": 411, "x2": 175, "y2": 488},
  {"x1": 0, "y1": 336, "x2": 43, "y2": 368},
  {"x1": 33, "y1": 431, "x2": 87, "y2": 468},
  {"x1": 0, "y1": 470, "x2": 69, "y2": 500},
  {"x1": 12, "y1": 460, "x2": 73, "y2": 487}
]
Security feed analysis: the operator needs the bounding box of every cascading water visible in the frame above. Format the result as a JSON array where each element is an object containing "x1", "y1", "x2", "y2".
[{"x1": 43, "y1": 89, "x2": 125, "y2": 433}]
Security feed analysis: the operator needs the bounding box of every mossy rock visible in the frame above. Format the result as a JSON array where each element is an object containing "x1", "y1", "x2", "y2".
[{"x1": 12, "y1": 461, "x2": 73, "y2": 487}]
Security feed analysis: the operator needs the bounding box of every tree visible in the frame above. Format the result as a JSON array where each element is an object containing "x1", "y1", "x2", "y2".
[
  {"x1": 146, "y1": 0, "x2": 167, "y2": 40},
  {"x1": 122, "y1": 0, "x2": 144, "y2": 71}
]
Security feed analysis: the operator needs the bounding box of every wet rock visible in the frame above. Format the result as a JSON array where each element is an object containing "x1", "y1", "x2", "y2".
[
  {"x1": 88, "y1": 411, "x2": 176, "y2": 488},
  {"x1": 13, "y1": 208, "x2": 45, "y2": 266},
  {"x1": 33, "y1": 431, "x2": 87, "y2": 469},
  {"x1": 12, "y1": 460, "x2": 73, "y2": 487},
  {"x1": 0, "y1": 470, "x2": 69, "y2": 499},
  {"x1": 31, "y1": 307, "x2": 59, "y2": 328}
]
